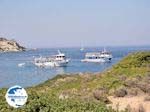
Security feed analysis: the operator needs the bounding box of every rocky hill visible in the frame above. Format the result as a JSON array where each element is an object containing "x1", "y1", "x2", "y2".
[{"x1": 0, "y1": 37, "x2": 26, "y2": 52}]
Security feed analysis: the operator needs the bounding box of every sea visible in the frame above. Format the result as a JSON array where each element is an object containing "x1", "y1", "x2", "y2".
[{"x1": 0, "y1": 46, "x2": 150, "y2": 88}]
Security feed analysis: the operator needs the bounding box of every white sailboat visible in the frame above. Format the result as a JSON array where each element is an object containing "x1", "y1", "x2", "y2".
[{"x1": 80, "y1": 46, "x2": 85, "y2": 51}]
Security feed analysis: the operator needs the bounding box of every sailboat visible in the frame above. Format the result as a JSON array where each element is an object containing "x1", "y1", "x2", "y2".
[{"x1": 80, "y1": 46, "x2": 84, "y2": 51}]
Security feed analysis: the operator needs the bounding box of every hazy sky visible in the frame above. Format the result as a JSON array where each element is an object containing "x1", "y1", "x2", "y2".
[{"x1": 0, "y1": 0, "x2": 150, "y2": 48}]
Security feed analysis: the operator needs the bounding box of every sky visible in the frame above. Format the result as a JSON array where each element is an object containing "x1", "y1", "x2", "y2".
[{"x1": 0, "y1": 0, "x2": 150, "y2": 48}]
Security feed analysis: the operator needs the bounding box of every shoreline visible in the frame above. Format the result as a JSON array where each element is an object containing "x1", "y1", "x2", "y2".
[{"x1": 0, "y1": 51, "x2": 150, "y2": 112}]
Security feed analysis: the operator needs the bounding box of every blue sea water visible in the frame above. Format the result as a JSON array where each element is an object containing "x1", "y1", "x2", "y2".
[{"x1": 0, "y1": 46, "x2": 149, "y2": 88}]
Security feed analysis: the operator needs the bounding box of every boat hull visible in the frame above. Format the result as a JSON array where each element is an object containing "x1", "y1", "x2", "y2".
[
  {"x1": 81, "y1": 58, "x2": 111, "y2": 63},
  {"x1": 34, "y1": 60, "x2": 69, "y2": 67}
]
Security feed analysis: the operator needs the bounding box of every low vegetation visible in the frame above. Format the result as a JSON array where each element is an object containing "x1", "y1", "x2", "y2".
[{"x1": 0, "y1": 51, "x2": 149, "y2": 112}]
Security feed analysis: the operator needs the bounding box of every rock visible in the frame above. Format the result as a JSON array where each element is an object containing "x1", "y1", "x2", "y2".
[
  {"x1": 57, "y1": 77, "x2": 77, "y2": 83},
  {"x1": 138, "y1": 104, "x2": 145, "y2": 112},
  {"x1": 59, "y1": 94, "x2": 69, "y2": 100},
  {"x1": 93, "y1": 88, "x2": 110, "y2": 104},
  {"x1": 124, "y1": 75, "x2": 150, "y2": 94},
  {"x1": 136, "y1": 75, "x2": 143, "y2": 80},
  {"x1": 118, "y1": 75, "x2": 127, "y2": 82},
  {"x1": 58, "y1": 91, "x2": 69, "y2": 100},
  {"x1": 137, "y1": 83, "x2": 150, "y2": 94},
  {"x1": 0, "y1": 37, "x2": 26, "y2": 52},
  {"x1": 124, "y1": 78, "x2": 138, "y2": 88},
  {"x1": 114, "y1": 88, "x2": 127, "y2": 97},
  {"x1": 128, "y1": 88, "x2": 138, "y2": 96},
  {"x1": 143, "y1": 74, "x2": 150, "y2": 84},
  {"x1": 125, "y1": 104, "x2": 132, "y2": 112},
  {"x1": 144, "y1": 95, "x2": 150, "y2": 101},
  {"x1": 81, "y1": 74, "x2": 93, "y2": 82}
]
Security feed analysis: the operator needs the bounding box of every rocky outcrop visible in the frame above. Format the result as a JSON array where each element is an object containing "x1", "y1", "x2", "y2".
[
  {"x1": 114, "y1": 88, "x2": 127, "y2": 97},
  {"x1": 0, "y1": 37, "x2": 26, "y2": 52},
  {"x1": 93, "y1": 88, "x2": 110, "y2": 104}
]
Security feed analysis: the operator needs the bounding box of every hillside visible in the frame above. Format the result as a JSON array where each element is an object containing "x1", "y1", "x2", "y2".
[
  {"x1": 0, "y1": 38, "x2": 26, "y2": 52},
  {"x1": 0, "y1": 51, "x2": 150, "y2": 112}
]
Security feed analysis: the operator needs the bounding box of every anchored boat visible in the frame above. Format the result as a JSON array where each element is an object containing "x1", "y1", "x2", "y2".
[
  {"x1": 34, "y1": 50, "x2": 70, "y2": 67},
  {"x1": 81, "y1": 48, "x2": 112, "y2": 63},
  {"x1": 80, "y1": 47, "x2": 85, "y2": 51}
]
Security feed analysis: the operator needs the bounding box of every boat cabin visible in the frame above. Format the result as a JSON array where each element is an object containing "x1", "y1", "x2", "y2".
[{"x1": 55, "y1": 53, "x2": 66, "y2": 60}]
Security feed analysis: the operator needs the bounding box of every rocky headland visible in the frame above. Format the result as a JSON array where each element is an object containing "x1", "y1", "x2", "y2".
[{"x1": 0, "y1": 37, "x2": 26, "y2": 52}]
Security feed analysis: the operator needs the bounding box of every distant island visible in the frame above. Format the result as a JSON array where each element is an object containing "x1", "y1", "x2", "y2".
[{"x1": 0, "y1": 37, "x2": 26, "y2": 52}]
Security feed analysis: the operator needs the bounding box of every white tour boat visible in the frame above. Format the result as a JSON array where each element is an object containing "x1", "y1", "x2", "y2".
[
  {"x1": 81, "y1": 48, "x2": 112, "y2": 63},
  {"x1": 34, "y1": 50, "x2": 70, "y2": 67}
]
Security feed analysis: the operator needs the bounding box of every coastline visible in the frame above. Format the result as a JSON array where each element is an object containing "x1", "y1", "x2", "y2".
[{"x1": 0, "y1": 51, "x2": 150, "y2": 111}]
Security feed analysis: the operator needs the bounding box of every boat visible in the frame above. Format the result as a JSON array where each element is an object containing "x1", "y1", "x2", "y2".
[
  {"x1": 18, "y1": 63, "x2": 25, "y2": 67},
  {"x1": 81, "y1": 48, "x2": 112, "y2": 63},
  {"x1": 34, "y1": 50, "x2": 70, "y2": 67},
  {"x1": 80, "y1": 47, "x2": 84, "y2": 51}
]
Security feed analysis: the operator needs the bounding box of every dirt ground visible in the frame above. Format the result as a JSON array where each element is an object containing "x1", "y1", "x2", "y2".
[{"x1": 107, "y1": 95, "x2": 150, "y2": 112}]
